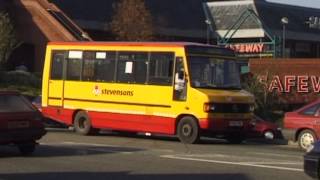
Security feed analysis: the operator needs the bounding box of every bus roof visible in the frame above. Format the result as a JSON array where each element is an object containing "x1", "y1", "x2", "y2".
[
  {"x1": 48, "y1": 41, "x2": 235, "y2": 57},
  {"x1": 48, "y1": 41, "x2": 221, "y2": 48}
]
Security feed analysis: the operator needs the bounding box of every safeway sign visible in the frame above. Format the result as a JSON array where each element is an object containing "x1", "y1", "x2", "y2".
[
  {"x1": 262, "y1": 75, "x2": 320, "y2": 93},
  {"x1": 227, "y1": 43, "x2": 264, "y2": 53},
  {"x1": 226, "y1": 43, "x2": 273, "y2": 57},
  {"x1": 249, "y1": 59, "x2": 320, "y2": 104}
]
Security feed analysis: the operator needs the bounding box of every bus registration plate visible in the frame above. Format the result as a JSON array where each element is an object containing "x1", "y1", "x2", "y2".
[{"x1": 229, "y1": 121, "x2": 243, "y2": 127}]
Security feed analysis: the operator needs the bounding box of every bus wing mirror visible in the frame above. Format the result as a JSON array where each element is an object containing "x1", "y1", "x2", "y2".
[{"x1": 174, "y1": 72, "x2": 185, "y2": 91}]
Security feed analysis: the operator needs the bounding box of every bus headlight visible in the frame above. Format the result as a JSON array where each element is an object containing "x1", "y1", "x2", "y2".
[{"x1": 204, "y1": 103, "x2": 216, "y2": 112}]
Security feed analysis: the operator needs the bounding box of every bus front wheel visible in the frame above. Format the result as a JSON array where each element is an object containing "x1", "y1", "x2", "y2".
[
  {"x1": 74, "y1": 111, "x2": 98, "y2": 135},
  {"x1": 177, "y1": 116, "x2": 200, "y2": 144}
]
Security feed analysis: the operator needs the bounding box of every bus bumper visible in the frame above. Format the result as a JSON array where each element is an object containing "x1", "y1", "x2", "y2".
[{"x1": 199, "y1": 118, "x2": 251, "y2": 135}]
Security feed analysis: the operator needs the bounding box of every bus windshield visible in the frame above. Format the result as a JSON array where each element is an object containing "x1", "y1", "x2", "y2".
[{"x1": 188, "y1": 56, "x2": 241, "y2": 90}]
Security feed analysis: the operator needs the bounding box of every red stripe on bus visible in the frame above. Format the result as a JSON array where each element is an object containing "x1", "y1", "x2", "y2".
[{"x1": 42, "y1": 107, "x2": 176, "y2": 134}]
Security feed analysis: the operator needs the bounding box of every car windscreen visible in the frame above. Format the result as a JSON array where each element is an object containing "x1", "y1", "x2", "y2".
[{"x1": 0, "y1": 94, "x2": 36, "y2": 113}]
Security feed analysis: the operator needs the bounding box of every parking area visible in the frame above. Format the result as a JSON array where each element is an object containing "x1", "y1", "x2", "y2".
[{"x1": 0, "y1": 130, "x2": 311, "y2": 180}]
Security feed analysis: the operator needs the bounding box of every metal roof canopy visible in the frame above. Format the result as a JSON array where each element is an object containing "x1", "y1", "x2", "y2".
[{"x1": 203, "y1": 2, "x2": 279, "y2": 58}]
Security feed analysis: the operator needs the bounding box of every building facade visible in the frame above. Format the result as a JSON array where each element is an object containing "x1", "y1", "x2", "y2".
[{"x1": 204, "y1": 0, "x2": 320, "y2": 58}]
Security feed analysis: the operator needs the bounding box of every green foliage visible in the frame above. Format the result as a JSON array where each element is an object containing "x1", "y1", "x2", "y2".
[
  {"x1": 242, "y1": 74, "x2": 282, "y2": 122},
  {"x1": 110, "y1": 0, "x2": 154, "y2": 41},
  {"x1": 0, "y1": 11, "x2": 19, "y2": 69},
  {"x1": 0, "y1": 71, "x2": 41, "y2": 96}
]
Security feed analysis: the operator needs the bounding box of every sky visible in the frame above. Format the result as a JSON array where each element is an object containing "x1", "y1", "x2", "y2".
[{"x1": 267, "y1": 0, "x2": 320, "y2": 8}]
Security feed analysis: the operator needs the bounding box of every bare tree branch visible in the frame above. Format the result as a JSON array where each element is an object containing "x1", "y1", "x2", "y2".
[
  {"x1": 0, "y1": 11, "x2": 18, "y2": 70},
  {"x1": 110, "y1": 0, "x2": 154, "y2": 41}
]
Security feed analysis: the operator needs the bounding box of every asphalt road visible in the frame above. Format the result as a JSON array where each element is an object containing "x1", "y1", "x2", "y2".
[{"x1": 0, "y1": 129, "x2": 312, "y2": 180}]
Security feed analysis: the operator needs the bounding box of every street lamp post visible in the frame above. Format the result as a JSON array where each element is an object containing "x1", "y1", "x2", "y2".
[
  {"x1": 205, "y1": 19, "x2": 211, "y2": 44},
  {"x1": 281, "y1": 17, "x2": 289, "y2": 58}
]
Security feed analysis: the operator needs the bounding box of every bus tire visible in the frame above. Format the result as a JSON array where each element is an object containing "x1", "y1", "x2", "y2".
[
  {"x1": 298, "y1": 129, "x2": 316, "y2": 151},
  {"x1": 74, "y1": 111, "x2": 97, "y2": 135},
  {"x1": 177, "y1": 116, "x2": 200, "y2": 144}
]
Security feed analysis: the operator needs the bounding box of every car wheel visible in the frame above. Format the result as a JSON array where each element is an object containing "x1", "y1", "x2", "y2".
[
  {"x1": 264, "y1": 130, "x2": 275, "y2": 140},
  {"x1": 177, "y1": 116, "x2": 200, "y2": 144},
  {"x1": 18, "y1": 141, "x2": 36, "y2": 156},
  {"x1": 298, "y1": 130, "x2": 316, "y2": 151},
  {"x1": 74, "y1": 111, "x2": 98, "y2": 135}
]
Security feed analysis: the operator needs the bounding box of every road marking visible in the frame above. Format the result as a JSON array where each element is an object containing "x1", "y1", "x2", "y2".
[
  {"x1": 239, "y1": 162, "x2": 302, "y2": 165},
  {"x1": 161, "y1": 155, "x2": 303, "y2": 172},
  {"x1": 250, "y1": 152, "x2": 302, "y2": 159}
]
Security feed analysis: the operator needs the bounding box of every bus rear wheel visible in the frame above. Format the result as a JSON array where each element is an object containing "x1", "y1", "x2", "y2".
[
  {"x1": 177, "y1": 116, "x2": 200, "y2": 144},
  {"x1": 74, "y1": 111, "x2": 98, "y2": 135}
]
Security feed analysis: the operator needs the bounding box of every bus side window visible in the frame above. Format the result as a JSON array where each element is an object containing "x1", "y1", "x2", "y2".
[
  {"x1": 82, "y1": 51, "x2": 116, "y2": 82},
  {"x1": 117, "y1": 52, "x2": 148, "y2": 84},
  {"x1": 50, "y1": 51, "x2": 66, "y2": 80},
  {"x1": 66, "y1": 51, "x2": 83, "y2": 81},
  {"x1": 149, "y1": 52, "x2": 174, "y2": 85},
  {"x1": 82, "y1": 51, "x2": 95, "y2": 81}
]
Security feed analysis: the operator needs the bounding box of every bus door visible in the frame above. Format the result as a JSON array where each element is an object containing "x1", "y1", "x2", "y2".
[
  {"x1": 48, "y1": 51, "x2": 66, "y2": 107},
  {"x1": 173, "y1": 57, "x2": 187, "y2": 101}
]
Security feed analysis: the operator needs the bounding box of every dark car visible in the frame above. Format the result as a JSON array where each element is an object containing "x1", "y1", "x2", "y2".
[
  {"x1": 0, "y1": 91, "x2": 46, "y2": 155},
  {"x1": 304, "y1": 141, "x2": 320, "y2": 179},
  {"x1": 31, "y1": 95, "x2": 66, "y2": 128},
  {"x1": 283, "y1": 99, "x2": 320, "y2": 150},
  {"x1": 248, "y1": 115, "x2": 282, "y2": 140},
  {"x1": 31, "y1": 95, "x2": 42, "y2": 112}
]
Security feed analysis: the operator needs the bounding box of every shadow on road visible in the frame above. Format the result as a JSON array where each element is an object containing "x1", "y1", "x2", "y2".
[
  {"x1": 45, "y1": 128, "x2": 291, "y2": 147},
  {"x1": 0, "y1": 172, "x2": 250, "y2": 180},
  {"x1": 0, "y1": 143, "x2": 143, "y2": 158}
]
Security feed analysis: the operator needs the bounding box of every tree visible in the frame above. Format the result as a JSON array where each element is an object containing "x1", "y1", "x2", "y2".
[
  {"x1": 110, "y1": 0, "x2": 154, "y2": 41},
  {"x1": 0, "y1": 11, "x2": 18, "y2": 70},
  {"x1": 242, "y1": 72, "x2": 281, "y2": 121}
]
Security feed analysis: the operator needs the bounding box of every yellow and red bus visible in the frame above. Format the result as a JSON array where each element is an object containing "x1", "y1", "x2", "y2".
[{"x1": 42, "y1": 41, "x2": 254, "y2": 144}]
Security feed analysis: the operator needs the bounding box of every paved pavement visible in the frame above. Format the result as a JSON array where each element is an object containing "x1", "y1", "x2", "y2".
[{"x1": 0, "y1": 129, "x2": 312, "y2": 180}]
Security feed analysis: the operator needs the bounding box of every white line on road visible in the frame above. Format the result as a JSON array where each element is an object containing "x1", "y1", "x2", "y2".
[
  {"x1": 249, "y1": 152, "x2": 302, "y2": 159},
  {"x1": 238, "y1": 162, "x2": 302, "y2": 165},
  {"x1": 161, "y1": 155, "x2": 303, "y2": 172}
]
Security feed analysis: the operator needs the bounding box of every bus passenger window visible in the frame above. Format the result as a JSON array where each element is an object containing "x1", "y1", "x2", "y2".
[
  {"x1": 117, "y1": 52, "x2": 148, "y2": 84},
  {"x1": 82, "y1": 51, "x2": 95, "y2": 81},
  {"x1": 66, "y1": 51, "x2": 83, "y2": 81},
  {"x1": 50, "y1": 51, "x2": 66, "y2": 80},
  {"x1": 149, "y1": 52, "x2": 174, "y2": 85},
  {"x1": 82, "y1": 51, "x2": 116, "y2": 82},
  {"x1": 96, "y1": 52, "x2": 116, "y2": 82}
]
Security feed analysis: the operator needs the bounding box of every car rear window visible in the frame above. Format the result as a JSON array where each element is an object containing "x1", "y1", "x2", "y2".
[{"x1": 0, "y1": 94, "x2": 36, "y2": 113}]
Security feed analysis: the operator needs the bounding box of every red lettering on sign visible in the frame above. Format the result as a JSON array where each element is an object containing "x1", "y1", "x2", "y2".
[
  {"x1": 266, "y1": 75, "x2": 320, "y2": 93},
  {"x1": 311, "y1": 76, "x2": 320, "y2": 93},
  {"x1": 284, "y1": 76, "x2": 296, "y2": 93},
  {"x1": 269, "y1": 76, "x2": 283, "y2": 92},
  {"x1": 227, "y1": 43, "x2": 265, "y2": 53},
  {"x1": 297, "y1": 76, "x2": 309, "y2": 93}
]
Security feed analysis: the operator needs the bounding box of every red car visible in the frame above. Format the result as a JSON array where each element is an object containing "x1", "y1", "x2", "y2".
[
  {"x1": 248, "y1": 115, "x2": 282, "y2": 140},
  {"x1": 283, "y1": 99, "x2": 320, "y2": 151},
  {"x1": 0, "y1": 91, "x2": 46, "y2": 155}
]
